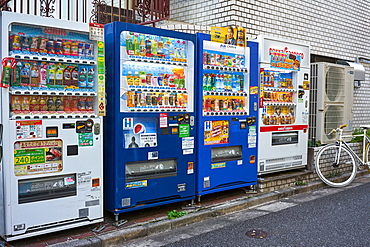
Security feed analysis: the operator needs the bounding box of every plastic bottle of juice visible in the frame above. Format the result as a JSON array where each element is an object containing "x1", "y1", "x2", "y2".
[
  {"x1": 203, "y1": 73, "x2": 208, "y2": 91},
  {"x1": 47, "y1": 63, "x2": 57, "y2": 86},
  {"x1": 139, "y1": 35, "x2": 146, "y2": 56},
  {"x1": 13, "y1": 61, "x2": 22, "y2": 87},
  {"x1": 126, "y1": 32, "x2": 134, "y2": 55},
  {"x1": 87, "y1": 67, "x2": 95, "y2": 88},
  {"x1": 179, "y1": 68, "x2": 185, "y2": 89},
  {"x1": 71, "y1": 66, "x2": 79, "y2": 87},
  {"x1": 145, "y1": 36, "x2": 152, "y2": 56},
  {"x1": 39, "y1": 62, "x2": 48, "y2": 87},
  {"x1": 63, "y1": 65, "x2": 72, "y2": 86},
  {"x1": 2, "y1": 60, "x2": 13, "y2": 87},
  {"x1": 133, "y1": 34, "x2": 140, "y2": 56},
  {"x1": 30, "y1": 63, "x2": 39, "y2": 87},
  {"x1": 20, "y1": 62, "x2": 31, "y2": 86},
  {"x1": 151, "y1": 36, "x2": 158, "y2": 57},
  {"x1": 55, "y1": 63, "x2": 65, "y2": 86},
  {"x1": 78, "y1": 67, "x2": 87, "y2": 87}
]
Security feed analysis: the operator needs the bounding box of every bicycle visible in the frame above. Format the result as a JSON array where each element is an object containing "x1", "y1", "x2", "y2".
[{"x1": 315, "y1": 124, "x2": 370, "y2": 187}]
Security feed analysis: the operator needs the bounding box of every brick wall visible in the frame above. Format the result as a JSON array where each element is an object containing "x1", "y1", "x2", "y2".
[{"x1": 165, "y1": 0, "x2": 370, "y2": 128}]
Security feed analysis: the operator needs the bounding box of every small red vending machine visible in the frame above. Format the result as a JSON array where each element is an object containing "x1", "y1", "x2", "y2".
[{"x1": 257, "y1": 36, "x2": 310, "y2": 175}]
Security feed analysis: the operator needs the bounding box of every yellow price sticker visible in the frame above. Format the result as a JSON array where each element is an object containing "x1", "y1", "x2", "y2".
[{"x1": 14, "y1": 155, "x2": 31, "y2": 165}]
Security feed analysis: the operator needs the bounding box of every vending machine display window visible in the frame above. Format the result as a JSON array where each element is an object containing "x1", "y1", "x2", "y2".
[
  {"x1": 211, "y1": 145, "x2": 243, "y2": 163},
  {"x1": 119, "y1": 31, "x2": 193, "y2": 112},
  {"x1": 125, "y1": 158, "x2": 177, "y2": 182},
  {"x1": 260, "y1": 70, "x2": 297, "y2": 126}
]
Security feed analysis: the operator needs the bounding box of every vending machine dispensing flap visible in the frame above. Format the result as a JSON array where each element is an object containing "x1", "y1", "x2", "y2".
[{"x1": 211, "y1": 145, "x2": 243, "y2": 162}]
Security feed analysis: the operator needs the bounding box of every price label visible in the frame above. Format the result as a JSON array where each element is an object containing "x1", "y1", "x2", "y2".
[
  {"x1": 14, "y1": 155, "x2": 30, "y2": 165},
  {"x1": 14, "y1": 149, "x2": 45, "y2": 165}
]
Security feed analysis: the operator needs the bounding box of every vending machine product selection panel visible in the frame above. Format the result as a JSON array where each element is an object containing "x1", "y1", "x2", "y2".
[
  {"x1": 257, "y1": 35, "x2": 310, "y2": 174},
  {"x1": 0, "y1": 12, "x2": 103, "y2": 241},
  {"x1": 104, "y1": 22, "x2": 196, "y2": 217},
  {"x1": 195, "y1": 33, "x2": 259, "y2": 200}
]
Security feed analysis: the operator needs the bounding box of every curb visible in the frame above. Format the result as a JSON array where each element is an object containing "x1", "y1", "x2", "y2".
[
  {"x1": 52, "y1": 172, "x2": 370, "y2": 247},
  {"x1": 52, "y1": 179, "x2": 330, "y2": 247}
]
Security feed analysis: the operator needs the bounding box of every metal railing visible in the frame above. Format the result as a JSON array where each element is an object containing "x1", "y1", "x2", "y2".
[{"x1": 0, "y1": 0, "x2": 169, "y2": 26}]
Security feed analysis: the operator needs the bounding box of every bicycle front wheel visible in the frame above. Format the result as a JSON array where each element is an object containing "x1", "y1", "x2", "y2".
[{"x1": 315, "y1": 143, "x2": 357, "y2": 187}]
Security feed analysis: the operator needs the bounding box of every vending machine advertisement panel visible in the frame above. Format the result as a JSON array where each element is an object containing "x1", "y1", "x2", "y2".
[
  {"x1": 0, "y1": 12, "x2": 104, "y2": 241},
  {"x1": 195, "y1": 33, "x2": 259, "y2": 200},
  {"x1": 257, "y1": 36, "x2": 310, "y2": 174},
  {"x1": 104, "y1": 22, "x2": 196, "y2": 219}
]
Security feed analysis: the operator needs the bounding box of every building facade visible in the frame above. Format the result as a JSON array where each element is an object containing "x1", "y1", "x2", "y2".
[{"x1": 168, "y1": 0, "x2": 370, "y2": 129}]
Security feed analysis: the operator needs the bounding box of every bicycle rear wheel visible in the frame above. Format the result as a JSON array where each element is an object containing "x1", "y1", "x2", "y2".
[{"x1": 315, "y1": 143, "x2": 357, "y2": 187}]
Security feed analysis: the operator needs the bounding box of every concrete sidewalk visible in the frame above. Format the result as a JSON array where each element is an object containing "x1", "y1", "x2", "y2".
[
  {"x1": 49, "y1": 172, "x2": 369, "y2": 247},
  {"x1": 5, "y1": 171, "x2": 369, "y2": 247}
]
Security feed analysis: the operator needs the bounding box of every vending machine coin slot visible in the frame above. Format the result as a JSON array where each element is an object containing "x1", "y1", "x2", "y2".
[
  {"x1": 63, "y1": 123, "x2": 76, "y2": 129},
  {"x1": 67, "y1": 145, "x2": 78, "y2": 156},
  {"x1": 76, "y1": 120, "x2": 93, "y2": 133},
  {"x1": 247, "y1": 116, "x2": 256, "y2": 125}
]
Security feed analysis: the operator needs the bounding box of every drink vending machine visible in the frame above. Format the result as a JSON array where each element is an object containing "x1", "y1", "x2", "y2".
[
  {"x1": 257, "y1": 36, "x2": 310, "y2": 174},
  {"x1": 195, "y1": 33, "x2": 259, "y2": 201},
  {"x1": 0, "y1": 12, "x2": 104, "y2": 240},
  {"x1": 104, "y1": 22, "x2": 196, "y2": 219}
]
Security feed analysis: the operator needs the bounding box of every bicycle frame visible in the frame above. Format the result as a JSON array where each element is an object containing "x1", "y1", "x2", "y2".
[{"x1": 335, "y1": 127, "x2": 370, "y2": 167}]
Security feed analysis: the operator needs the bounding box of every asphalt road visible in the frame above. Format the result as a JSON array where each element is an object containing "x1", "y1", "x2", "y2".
[{"x1": 122, "y1": 179, "x2": 370, "y2": 247}]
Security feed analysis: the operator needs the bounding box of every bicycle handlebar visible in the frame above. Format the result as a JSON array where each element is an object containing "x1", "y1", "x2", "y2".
[{"x1": 328, "y1": 124, "x2": 348, "y2": 135}]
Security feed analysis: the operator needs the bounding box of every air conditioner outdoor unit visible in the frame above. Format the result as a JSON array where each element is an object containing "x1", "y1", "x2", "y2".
[{"x1": 309, "y1": 62, "x2": 354, "y2": 144}]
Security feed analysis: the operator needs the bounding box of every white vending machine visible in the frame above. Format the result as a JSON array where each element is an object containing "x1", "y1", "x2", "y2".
[
  {"x1": 257, "y1": 36, "x2": 310, "y2": 175},
  {"x1": 0, "y1": 12, "x2": 103, "y2": 240}
]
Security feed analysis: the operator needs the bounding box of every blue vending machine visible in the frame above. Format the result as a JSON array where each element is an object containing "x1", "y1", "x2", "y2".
[
  {"x1": 104, "y1": 22, "x2": 196, "y2": 219},
  {"x1": 195, "y1": 33, "x2": 259, "y2": 201}
]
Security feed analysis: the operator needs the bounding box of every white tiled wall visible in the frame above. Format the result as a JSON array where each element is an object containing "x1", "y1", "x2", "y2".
[{"x1": 168, "y1": 0, "x2": 370, "y2": 127}]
